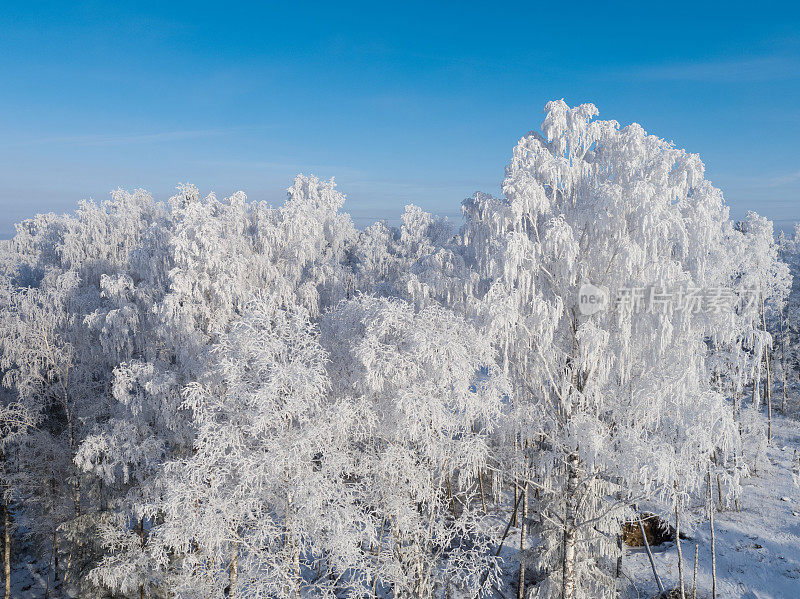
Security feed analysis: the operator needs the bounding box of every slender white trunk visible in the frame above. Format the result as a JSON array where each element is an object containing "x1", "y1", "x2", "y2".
[
  {"x1": 675, "y1": 484, "x2": 685, "y2": 599},
  {"x1": 446, "y1": 475, "x2": 456, "y2": 519},
  {"x1": 561, "y1": 451, "x2": 579, "y2": 599},
  {"x1": 638, "y1": 516, "x2": 664, "y2": 595},
  {"x1": 752, "y1": 375, "x2": 759, "y2": 410},
  {"x1": 3, "y1": 501, "x2": 11, "y2": 599},
  {"x1": 692, "y1": 544, "x2": 698, "y2": 599},
  {"x1": 710, "y1": 507, "x2": 717, "y2": 599},
  {"x1": 780, "y1": 309, "x2": 788, "y2": 413},
  {"x1": 478, "y1": 470, "x2": 488, "y2": 516},
  {"x1": 782, "y1": 360, "x2": 788, "y2": 413},
  {"x1": 139, "y1": 516, "x2": 146, "y2": 599},
  {"x1": 1, "y1": 449, "x2": 9, "y2": 599},
  {"x1": 518, "y1": 476, "x2": 527, "y2": 599},
  {"x1": 765, "y1": 346, "x2": 773, "y2": 442},
  {"x1": 512, "y1": 438, "x2": 519, "y2": 528},
  {"x1": 762, "y1": 299, "x2": 771, "y2": 405},
  {"x1": 373, "y1": 515, "x2": 386, "y2": 598},
  {"x1": 709, "y1": 471, "x2": 717, "y2": 599},
  {"x1": 228, "y1": 543, "x2": 238, "y2": 598}
]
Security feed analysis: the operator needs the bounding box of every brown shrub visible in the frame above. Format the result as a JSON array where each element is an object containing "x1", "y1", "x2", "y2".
[{"x1": 622, "y1": 512, "x2": 676, "y2": 547}]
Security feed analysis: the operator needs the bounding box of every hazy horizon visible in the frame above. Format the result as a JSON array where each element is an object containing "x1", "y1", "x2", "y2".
[
  {"x1": 1, "y1": 2, "x2": 798, "y2": 238},
  {"x1": 0, "y1": 177, "x2": 796, "y2": 240}
]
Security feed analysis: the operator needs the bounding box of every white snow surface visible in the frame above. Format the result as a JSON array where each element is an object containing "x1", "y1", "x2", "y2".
[{"x1": 622, "y1": 413, "x2": 800, "y2": 599}]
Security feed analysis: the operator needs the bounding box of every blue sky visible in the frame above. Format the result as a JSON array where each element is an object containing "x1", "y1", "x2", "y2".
[{"x1": 1, "y1": 1, "x2": 798, "y2": 237}]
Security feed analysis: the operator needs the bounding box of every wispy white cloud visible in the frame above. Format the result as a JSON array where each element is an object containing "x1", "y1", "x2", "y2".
[
  {"x1": 625, "y1": 56, "x2": 799, "y2": 83},
  {"x1": 769, "y1": 170, "x2": 800, "y2": 187},
  {"x1": 6, "y1": 127, "x2": 242, "y2": 148},
  {"x1": 194, "y1": 159, "x2": 367, "y2": 179}
]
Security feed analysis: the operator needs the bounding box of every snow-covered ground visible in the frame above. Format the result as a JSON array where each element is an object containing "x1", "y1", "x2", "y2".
[
  {"x1": 8, "y1": 559, "x2": 53, "y2": 598},
  {"x1": 623, "y1": 413, "x2": 800, "y2": 599}
]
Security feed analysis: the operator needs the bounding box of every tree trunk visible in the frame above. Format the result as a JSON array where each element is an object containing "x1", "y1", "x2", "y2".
[
  {"x1": 709, "y1": 472, "x2": 717, "y2": 599},
  {"x1": 782, "y1": 361, "x2": 788, "y2": 413},
  {"x1": 638, "y1": 516, "x2": 664, "y2": 595},
  {"x1": 474, "y1": 491, "x2": 524, "y2": 599},
  {"x1": 675, "y1": 484, "x2": 685, "y2": 599},
  {"x1": 710, "y1": 506, "x2": 717, "y2": 599},
  {"x1": 3, "y1": 501, "x2": 11, "y2": 599},
  {"x1": 446, "y1": 475, "x2": 456, "y2": 519},
  {"x1": 52, "y1": 529, "x2": 58, "y2": 587},
  {"x1": 561, "y1": 451, "x2": 579, "y2": 599},
  {"x1": 758, "y1": 298, "x2": 772, "y2": 440},
  {"x1": 139, "y1": 516, "x2": 146, "y2": 599},
  {"x1": 518, "y1": 478, "x2": 527, "y2": 599},
  {"x1": 692, "y1": 544, "x2": 698, "y2": 599},
  {"x1": 293, "y1": 535, "x2": 301, "y2": 599},
  {"x1": 478, "y1": 470, "x2": 488, "y2": 516},
  {"x1": 512, "y1": 437, "x2": 519, "y2": 528},
  {"x1": 752, "y1": 376, "x2": 759, "y2": 410},
  {"x1": 228, "y1": 543, "x2": 238, "y2": 598},
  {"x1": 373, "y1": 515, "x2": 386, "y2": 598},
  {"x1": 780, "y1": 309, "x2": 788, "y2": 413},
  {"x1": 753, "y1": 307, "x2": 761, "y2": 412},
  {"x1": 766, "y1": 348, "x2": 773, "y2": 442}
]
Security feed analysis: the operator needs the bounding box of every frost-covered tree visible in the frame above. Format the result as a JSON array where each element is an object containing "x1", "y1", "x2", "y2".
[
  {"x1": 734, "y1": 213, "x2": 791, "y2": 427},
  {"x1": 0, "y1": 192, "x2": 165, "y2": 595},
  {"x1": 0, "y1": 264, "x2": 98, "y2": 595},
  {"x1": 455, "y1": 100, "x2": 745, "y2": 598},
  {"x1": 779, "y1": 226, "x2": 800, "y2": 399},
  {"x1": 80, "y1": 177, "x2": 359, "y2": 597},
  {"x1": 351, "y1": 204, "x2": 465, "y2": 313},
  {"x1": 150, "y1": 296, "x2": 365, "y2": 599},
  {"x1": 0, "y1": 99, "x2": 794, "y2": 599},
  {"x1": 321, "y1": 296, "x2": 508, "y2": 598},
  {"x1": 0, "y1": 260, "x2": 38, "y2": 599}
]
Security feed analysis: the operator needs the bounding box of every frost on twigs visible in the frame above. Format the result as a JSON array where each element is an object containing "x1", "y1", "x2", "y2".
[{"x1": 0, "y1": 102, "x2": 792, "y2": 599}]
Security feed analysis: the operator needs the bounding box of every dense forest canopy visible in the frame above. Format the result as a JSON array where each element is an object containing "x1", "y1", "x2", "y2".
[{"x1": 1, "y1": 101, "x2": 798, "y2": 599}]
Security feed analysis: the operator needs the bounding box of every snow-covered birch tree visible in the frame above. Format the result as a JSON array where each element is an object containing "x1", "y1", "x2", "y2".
[
  {"x1": 150, "y1": 295, "x2": 365, "y2": 599},
  {"x1": 457, "y1": 100, "x2": 745, "y2": 598},
  {"x1": 321, "y1": 295, "x2": 508, "y2": 599}
]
